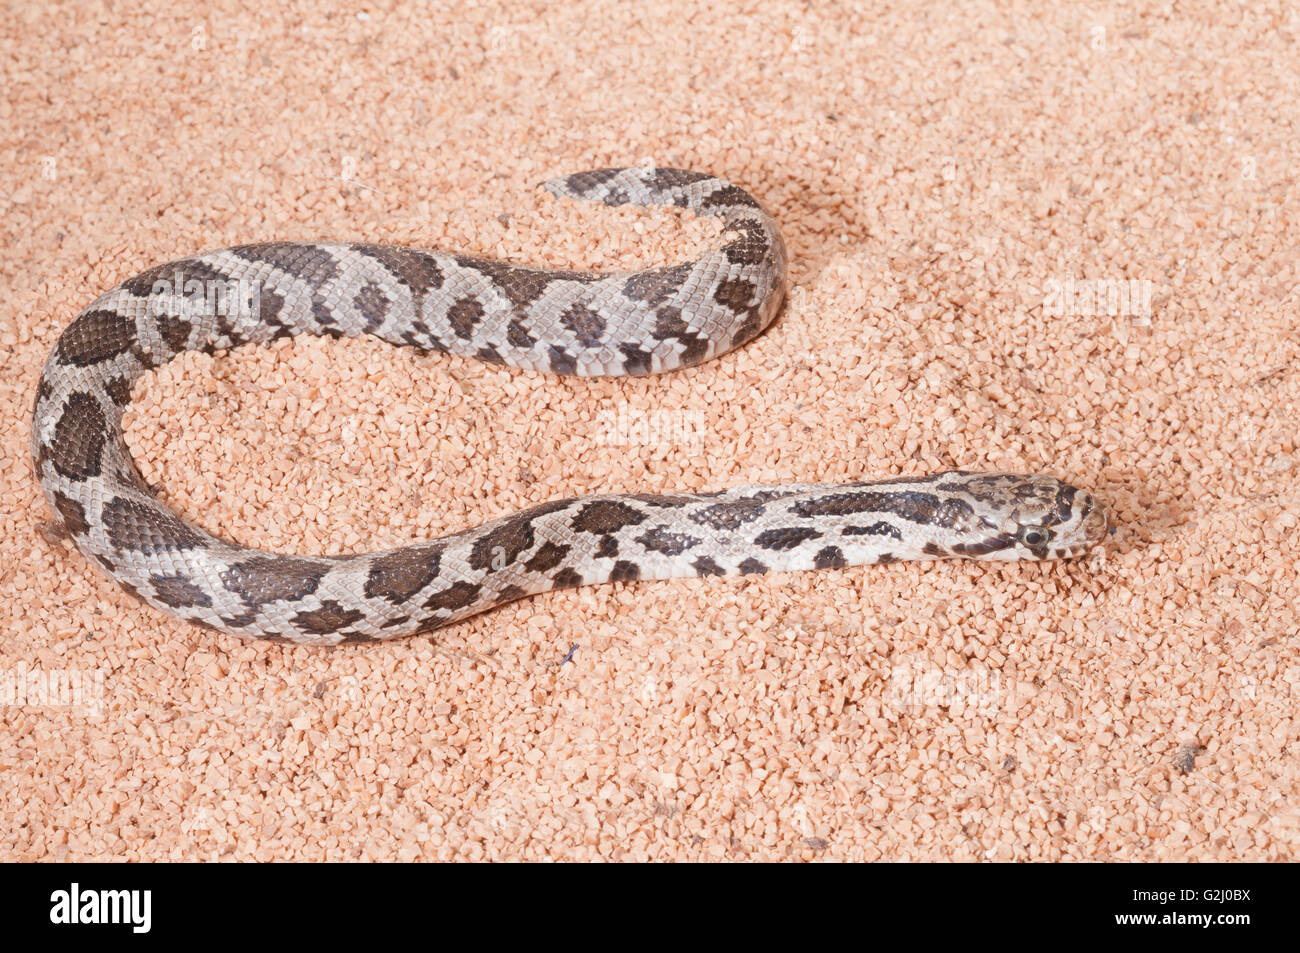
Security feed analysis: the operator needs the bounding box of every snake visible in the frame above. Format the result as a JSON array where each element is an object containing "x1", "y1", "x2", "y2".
[{"x1": 31, "y1": 167, "x2": 1109, "y2": 646}]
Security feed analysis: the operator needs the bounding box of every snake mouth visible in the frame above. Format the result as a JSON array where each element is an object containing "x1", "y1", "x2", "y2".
[{"x1": 951, "y1": 533, "x2": 1016, "y2": 557}]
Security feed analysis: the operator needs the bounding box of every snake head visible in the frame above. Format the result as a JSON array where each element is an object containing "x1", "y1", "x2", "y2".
[{"x1": 952, "y1": 472, "x2": 1109, "y2": 560}]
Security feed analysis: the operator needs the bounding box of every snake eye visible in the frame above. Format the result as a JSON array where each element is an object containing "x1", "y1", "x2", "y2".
[{"x1": 1018, "y1": 526, "x2": 1048, "y2": 547}]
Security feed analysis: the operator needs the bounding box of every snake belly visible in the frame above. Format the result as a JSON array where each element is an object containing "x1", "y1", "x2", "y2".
[{"x1": 31, "y1": 167, "x2": 1108, "y2": 645}]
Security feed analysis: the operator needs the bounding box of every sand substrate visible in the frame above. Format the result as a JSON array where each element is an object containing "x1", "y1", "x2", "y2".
[{"x1": 1, "y1": 0, "x2": 1298, "y2": 860}]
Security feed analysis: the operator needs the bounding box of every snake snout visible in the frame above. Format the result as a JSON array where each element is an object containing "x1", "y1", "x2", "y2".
[{"x1": 1074, "y1": 491, "x2": 1110, "y2": 551}]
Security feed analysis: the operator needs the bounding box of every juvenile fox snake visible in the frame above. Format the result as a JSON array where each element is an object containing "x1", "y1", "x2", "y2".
[{"x1": 32, "y1": 167, "x2": 1107, "y2": 644}]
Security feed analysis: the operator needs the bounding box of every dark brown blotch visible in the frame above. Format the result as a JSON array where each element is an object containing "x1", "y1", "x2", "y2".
[
  {"x1": 254, "y1": 287, "x2": 288, "y2": 330},
  {"x1": 560, "y1": 168, "x2": 624, "y2": 193},
  {"x1": 571, "y1": 500, "x2": 647, "y2": 535},
  {"x1": 793, "y1": 490, "x2": 972, "y2": 529},
  {"x1": 100, "y1": 499, "x2": 205, "y2": 551},
  {"x1": 222, "y1": 555, "x2": 331, "y2": 605},
  {"x1": 495, "y1": 584, "x2": 528, "y2": 604},
  {"x1": 399, "y1": 319, "x2": 447, "y2": 353},
  {"x1": 51, "y1": 491, "x2": 90, "y2": 536},
  {"x1": 1049, "y1": 484, "x2": 1079, "y2": 527},
  {"x1": 814, "y1": 546, "x2": 846, "y2": 569},
  {"x1": 635, "y1": 526, "x2": 702, "y2": 556},
  {"x1": 469, "y1": 515, "x2": 536, "y2": 571},
  {"x1": 652, "y1": 307, "x2": 689, "y2": 339},
  {"x1": 56, "y1": 310, "x2": 138, "y2": 367},
  {"x1": 843, "y1": 521, "x2": 902, "y2": 540},
  {"x1": 120, "y1": 257, "x2": 234, "y2": 299},
  {"x1": 755, "y1": 527, "x2": 822, "y2": 551},
  {"x1": 231, "y1": 243, "x2": 340, "y2": 285},
  {"x1": 722, "y1": 219, "x2": 773, "y2": 266},
  {"x1": 447, "y1": 296, "x2": 485, "y2": 340},
  {"x1": 713, "y1": 278, "x2": 758, "y2": 313},
  {"x1": 292, "y1": 600, "x2": 366, "y2": 635},
  {"x1": 413, "y1": 616, "x2": 448, "y2": 636},
  {"x1": 41, "y1": 393, "x2": 108, "y2": 481},
  {"x1": 150, "y1": 572, "x2": 213, "y2": 609},
  {"x1": 608, "y1": 560, "x2": 641, "y2": 582},
  {"x1": 351, "y1": 245, "x2": 444, "y2": 302},
  {"x1": 548, "y1": 345, "x2": 577, "y2": 374},
  {"x1": 507, "y1": 319, "x2": 536, "y2": 348},
  {"x1": 728, "y1": 305, "x2": 767, "y2": 349},
  {"x1": 561, "y1": 303, "x2": 606, "y2": 348},
  {"x1": 338, "y1": 631, "x2": 379, "y2": 644},
  {"x1": 701, "y1": 184, "x2": 762, "y2": 210},
  {"x1": 103, "y1": 375, "x2": 135, "y2": 406},
  {"x1": 692, "y1": 555, "x2": 725, "y2": 576},
  {"x1": 644, "y1": 168, "x2": 714, "y2": 192},
  {"x1": 619, "y1": 344, "x2": 654, "y2": 375},
  {"x1": 457, "y1": 257, "x2": 596, "y2": 311},
  {"x1": 690, "y1": 497, "x2": 767, "y2": 531},
  {"x1": 423, "y1": 581, "x2": 482, "y2": 612},
  {"x1": 353, "y1": 282, "x2": 391, "y2": 330},
  {"x1": 623, "y1": 263, "x2": 694, "y2": 307},
  {"x1": 364, "y1": 546, "x2": 443, "y2": 604},
  {"x1": 551, "y1": 568, "x2": 583, "y2": 589},
  {"x1": 34, "y1": 375, "x2": 53, "y2": 407},
  {"x1": 156, "y1": 314, "x2": 193, "y2": 352},
  {"x1": 652, "y1": 308, "x2": 710, "y2": 366}
]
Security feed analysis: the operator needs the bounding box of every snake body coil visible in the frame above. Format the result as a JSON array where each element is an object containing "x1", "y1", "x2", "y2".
[{"x1": 32, "y1": 168, "x2": 1108, "y2": 644}]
